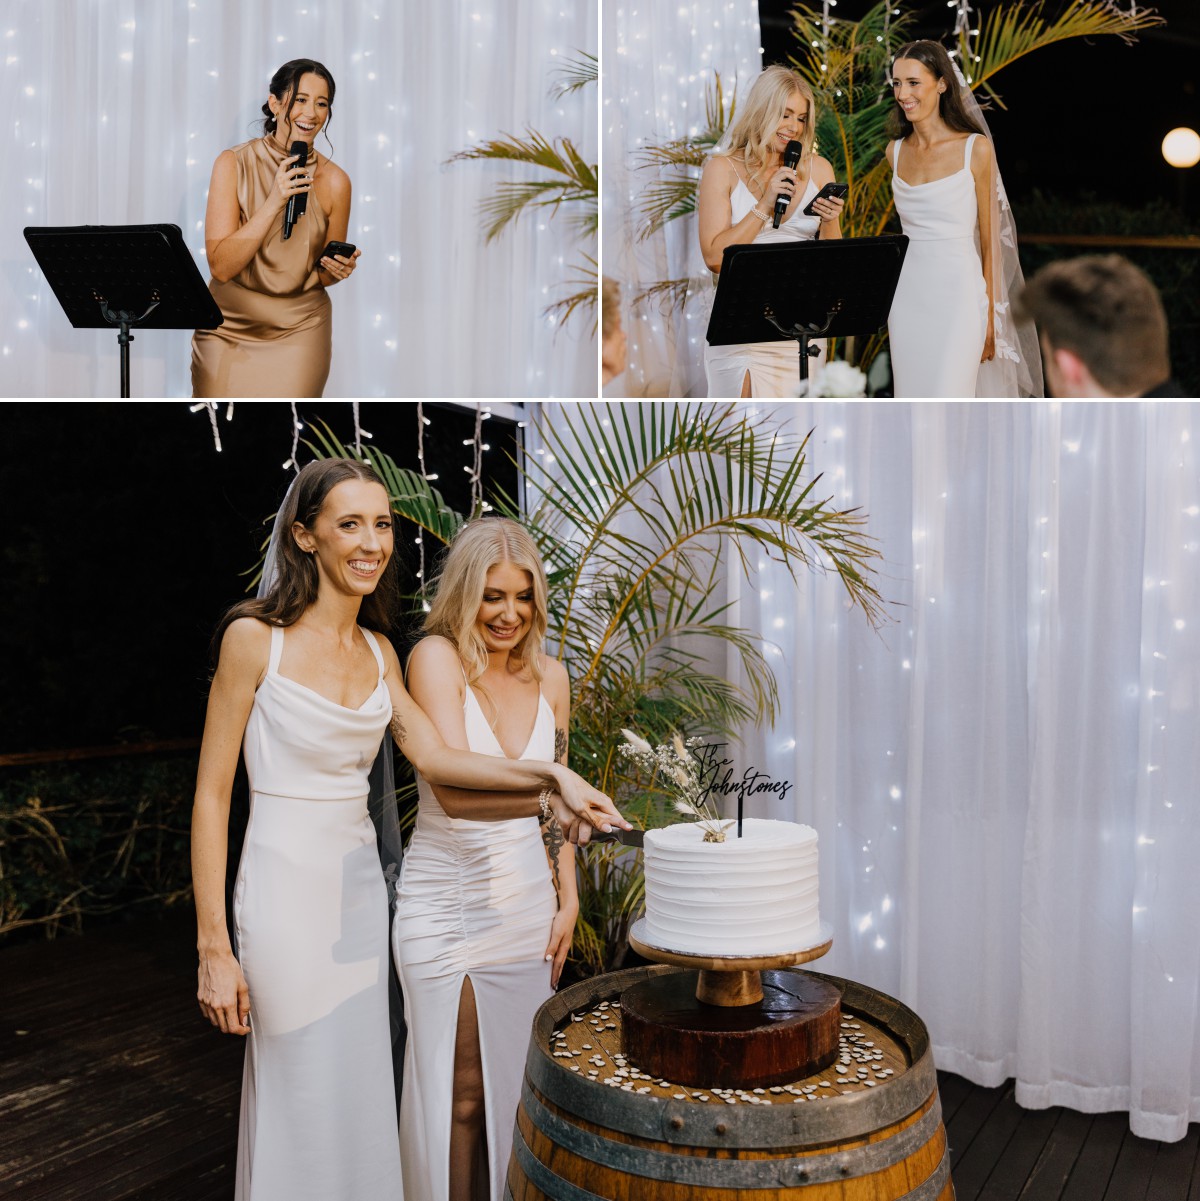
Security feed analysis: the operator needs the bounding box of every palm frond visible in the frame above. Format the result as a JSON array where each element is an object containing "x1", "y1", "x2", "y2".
[
  {"x1": 479, "y1": 178, "x2": 596, "y2": 242},
  {"x1": 636, "y1": 140, "x2": 711, "y2": 171},
  {"x1": 631, "y1": 277, "x2": 693, "y2": 313},
  {"x1": 551, "y1": 51, "x2": 598, "y2": 98},
  {"x1": 633, "y1": 71, "x2": 737, "y2": 240},
  {"x1": 304, "y1": 422, "x2": 462, "y2": 546},
  {"x1": 544, "y1": 254, "x2": 599, "y2": 334},
  {"x1": 637, "y1": 176, "x2": 703, "y2": 240},
  {"x1": 520, "y1": 404, "x2": 889, "y2": 693},
  {"x1": 449, "y1": 128, "x2": 566, "y2": 171},
  {"x1": 453, "y1": 47, "x2": 597, "y2": 333},
  {"x1": 967, "y1": 1, "x2": 1163, "y2": 95}
]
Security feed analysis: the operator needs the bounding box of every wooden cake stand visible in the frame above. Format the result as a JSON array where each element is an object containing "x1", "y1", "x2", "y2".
[{"x1": 623, "y1": 918, "x2": 840, "y2": 1088}]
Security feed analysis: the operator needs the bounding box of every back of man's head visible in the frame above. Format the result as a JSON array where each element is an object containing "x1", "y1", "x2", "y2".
[{"x1": 1014, "y1": 255, "x2": 1170, "y2": 397}]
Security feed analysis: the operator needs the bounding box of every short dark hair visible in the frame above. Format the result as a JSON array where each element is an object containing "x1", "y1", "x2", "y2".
[
  {"x1": 888, "y1": 41, "x2": 988, "y2": 141},
  {"x1": 1014, "y1": 255, "x2": 1170, "y2": 396}
]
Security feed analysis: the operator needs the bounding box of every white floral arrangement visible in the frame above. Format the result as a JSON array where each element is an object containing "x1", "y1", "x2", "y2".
[
  {"x1": 805, "y1": 359, "x2": 867, "y2": 398},
  {"x1": 618, "y1": 729, "x2": 731, "y2": 843}
]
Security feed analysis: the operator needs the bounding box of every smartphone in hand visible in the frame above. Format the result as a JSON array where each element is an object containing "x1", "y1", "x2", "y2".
[
  {"x1": 318, "y1": 240, "x2": 356, "y2": 262},
  {"x1": 802, "y1": 183, "x2": 849, "y2": 217}
]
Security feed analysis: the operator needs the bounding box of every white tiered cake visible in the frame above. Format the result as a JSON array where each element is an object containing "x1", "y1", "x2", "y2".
[{"x1": 641, "y1": 818, "x2": 821, "y2": 956}]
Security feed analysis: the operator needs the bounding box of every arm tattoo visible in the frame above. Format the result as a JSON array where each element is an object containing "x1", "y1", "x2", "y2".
[
  {"x1": 389, "y1": 708, "x2": 408, "y2": 747},
  {"x1": 554, "y1": 726, "x2": 567, "y2": 765},
  {"x1": 542, "y1": 817, "x2": 565, "y2": 894}
]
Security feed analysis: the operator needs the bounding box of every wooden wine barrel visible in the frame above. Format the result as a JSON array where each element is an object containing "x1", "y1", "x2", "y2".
[{"x1": 507, "y1": 965, "x2": 954, "y2": 1200}]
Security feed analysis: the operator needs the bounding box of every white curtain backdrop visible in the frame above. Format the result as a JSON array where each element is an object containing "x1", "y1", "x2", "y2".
[
  {"x1": 602, "y1": 0, "x2": 760, "y2": 397},
  {"x1": 700, "y1": 400, "x2": 1198, "y2": 1142},
  {"x1": 1, "y1": 0, "x2": 596, "y2": 398}
]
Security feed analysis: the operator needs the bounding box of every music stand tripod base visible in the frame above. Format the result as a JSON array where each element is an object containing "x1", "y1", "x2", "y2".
[
  {"x1": 623, "y1": 919, "x2": 840, "y2": 1089},
  {"x1": 23, "y1": 223, "x2": 223, "y2": 398}
]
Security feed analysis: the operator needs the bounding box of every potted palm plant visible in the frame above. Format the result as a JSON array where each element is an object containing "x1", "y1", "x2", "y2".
[{"x1": 311, "y1": 403, "x2": 887, "y2": 975}]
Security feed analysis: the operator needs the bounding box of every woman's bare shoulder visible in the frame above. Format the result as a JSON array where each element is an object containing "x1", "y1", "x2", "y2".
[
  {"x1": 539, "y1": 656, "x2": 570, "y2": 706},
  {"x1": 407, "y1": 634, "x2": 463, "y2": 672},
  {"x1": 540, "y1": 655, "x2": 569, "y2": 686},
  {"x1": 320, "y1": 156, "x2": 352, "y2": 191},
  {"x1": 810, "y1": 154, "x2": 836, "y2": 183},
  {"x1": 703, "y1": 153, "x2": 739, "y2": 182},
  {"x1": 365, "y1": 629, "x2": 401, "y2": 671},
  {"x1": 216, "y1": 616, "x2": 272, "y2": 679},
  {"x1": 969, "y1": 133, "x2": 994, "y2": 165}
]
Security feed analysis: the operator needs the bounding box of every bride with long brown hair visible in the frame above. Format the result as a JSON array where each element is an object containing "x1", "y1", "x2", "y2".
[
  {"x1": 191, "y1": 460, "x2": 625, "y2": 1200},
  {"x1": 885, "y1": 40, "x2": 1042, "y2": 397}
]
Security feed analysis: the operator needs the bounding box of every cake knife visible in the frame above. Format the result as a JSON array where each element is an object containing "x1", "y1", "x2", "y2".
[{"x1": 589, "y1": 826, "x2": 644, "y2": 848}]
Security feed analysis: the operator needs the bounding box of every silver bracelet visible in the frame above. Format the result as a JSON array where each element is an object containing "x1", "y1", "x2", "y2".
[{"x1": 538, "y1": 786, "x2": 554, "y2": 824}]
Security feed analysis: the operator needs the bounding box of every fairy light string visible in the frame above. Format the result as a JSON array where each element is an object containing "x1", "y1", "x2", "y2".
[{"x1": 949, "y1": 0, "x2": 979, "y2": 83}]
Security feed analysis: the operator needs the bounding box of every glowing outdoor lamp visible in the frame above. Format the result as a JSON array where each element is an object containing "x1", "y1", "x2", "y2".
[
  {"x1": 1162, "y1": 127, "x2": 1200, "y2": 213},
  {"x1": 1162, "y1": 127, "x2": 1200, "y2": 169}
]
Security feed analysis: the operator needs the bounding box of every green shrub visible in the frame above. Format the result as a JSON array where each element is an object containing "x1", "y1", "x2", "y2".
[{"x1": 0, "y1": 755, "x2": 195, "y2": 943}]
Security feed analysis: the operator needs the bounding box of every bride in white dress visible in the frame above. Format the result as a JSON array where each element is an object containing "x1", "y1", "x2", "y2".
[
  {"x1": 696, "y1": 65, "x2": 845, "y2": 398},
  {"x1": 886, "y1": 40, "x2": 1042, "y2": 398},
  {"x1": 394, "y1": 518, "x2": 578, "y2": 1201},
  {"x1": 191, "y1": 461, "x2": 625, "y2": 1201}
]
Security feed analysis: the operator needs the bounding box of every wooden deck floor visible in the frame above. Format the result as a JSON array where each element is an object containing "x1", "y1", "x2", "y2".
[{"x1": 1, "y1": 915, "x2": 1196, "y2": 1200}]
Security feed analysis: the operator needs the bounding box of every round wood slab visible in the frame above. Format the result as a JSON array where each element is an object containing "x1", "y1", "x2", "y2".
[{"x1": 621, "y1": 969, "x2": 842, "y2": 1089}]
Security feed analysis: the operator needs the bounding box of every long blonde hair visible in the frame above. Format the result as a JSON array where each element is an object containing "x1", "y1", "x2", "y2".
[
  {"x1": 720, "y1": 66, "x2": 816, "y2": 174},
  {"x1": 423, "y1": 517, "x2": 549, "y2": 684}
]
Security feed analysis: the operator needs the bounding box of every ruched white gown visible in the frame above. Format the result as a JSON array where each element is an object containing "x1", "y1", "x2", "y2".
[
  {"x1": 888, "y1": 134, "x2": 988, "y2": 398},
  {"x1": 393, "y1": 683, "x2": 557, "y2": 1201},
  {"x1": 232, "y1": 624, "x2": 401, "y2": 1201},
  {"x1": 705, "y1": 175, "x2": 824, "y2": 398}
]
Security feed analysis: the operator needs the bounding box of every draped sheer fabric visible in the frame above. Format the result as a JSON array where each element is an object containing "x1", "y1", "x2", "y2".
[
  {"x1": 602, "y1": 2, "x2": 762, "y2": 397},
  {"x1": 533, "y1": 400, "x2": 1200, "y2": 1142},
  {"x1": 708, "y1": 401, "x2": 1199, "y2": 1142},
  {"x1": 3, "y1": 0, "x2": 595, "y2": 398}
]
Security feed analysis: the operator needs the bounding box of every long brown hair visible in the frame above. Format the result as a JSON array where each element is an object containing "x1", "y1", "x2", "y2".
[
  {"x1": 887, "y1": 41, "x2": 988, "y2": 140},
  {"x1": 211, "y1": 458, "x2": 398, "y2": 662}
]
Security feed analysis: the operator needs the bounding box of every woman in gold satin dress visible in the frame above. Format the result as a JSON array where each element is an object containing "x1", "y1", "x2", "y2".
[{"x1": 191, "y1": 59, "x2": 361, "y2": 398}]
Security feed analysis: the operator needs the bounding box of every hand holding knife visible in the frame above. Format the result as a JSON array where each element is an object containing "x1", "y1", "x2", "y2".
[
  {"x1": 589, "y1": 827, "x2": 645, "y2": 848},
  {"x1": 546, "y1": 764, "x2": 634, "y2": 846}
]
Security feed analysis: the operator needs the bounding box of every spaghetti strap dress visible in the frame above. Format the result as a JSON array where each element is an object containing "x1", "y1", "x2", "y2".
[
  {"x1": 392, "y1": 680, "x2": 558, "y2": 1201},
  {"x1": 704, "y1": 173, "x2": 823, "y2": 398},
  {"x1": 888, "y1": 134, "x2": 988, "y2": 398},
  {"x1": 232, "y1": 624, "x2": 402, "y2": 1201},
  {"x1": 191, "y1": 137, "x2": 332, "y2": 398}
]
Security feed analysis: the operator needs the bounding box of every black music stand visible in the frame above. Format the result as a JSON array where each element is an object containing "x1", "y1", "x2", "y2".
[
  {"x1": 23, "y1": 224, "x2": 223, "y2": 398},
  {"x1": 707, "y1": 235, "x2": 908, "y2": 394}
]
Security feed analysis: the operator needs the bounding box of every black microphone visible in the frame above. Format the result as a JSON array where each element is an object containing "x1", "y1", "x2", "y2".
[
  {"x1": 283, "y1": 140, "x2": 308, "y2": 241},
  {"x1": 773, "y1": 139, "x2": 804, "y2": 229}
]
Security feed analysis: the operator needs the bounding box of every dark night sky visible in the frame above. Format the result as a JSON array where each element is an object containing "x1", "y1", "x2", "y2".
[
  {"x1": 0, "y1": 402, "x2": 520, "y2": 754},
  {"x1": 759, "y1": 1, "x2": 1200, "y2": 219}
]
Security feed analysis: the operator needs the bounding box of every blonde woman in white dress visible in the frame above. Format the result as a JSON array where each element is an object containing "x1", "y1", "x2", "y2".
[
  {"x1": 393, "y1": 518, "x2": 579, "y2": 1201},
  {"x1": 696, "y1": 64, "x2": 846, "y2": 398},
  {"x1": 191, "y1": 461, "x2": 625, "y2": 1201}
]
